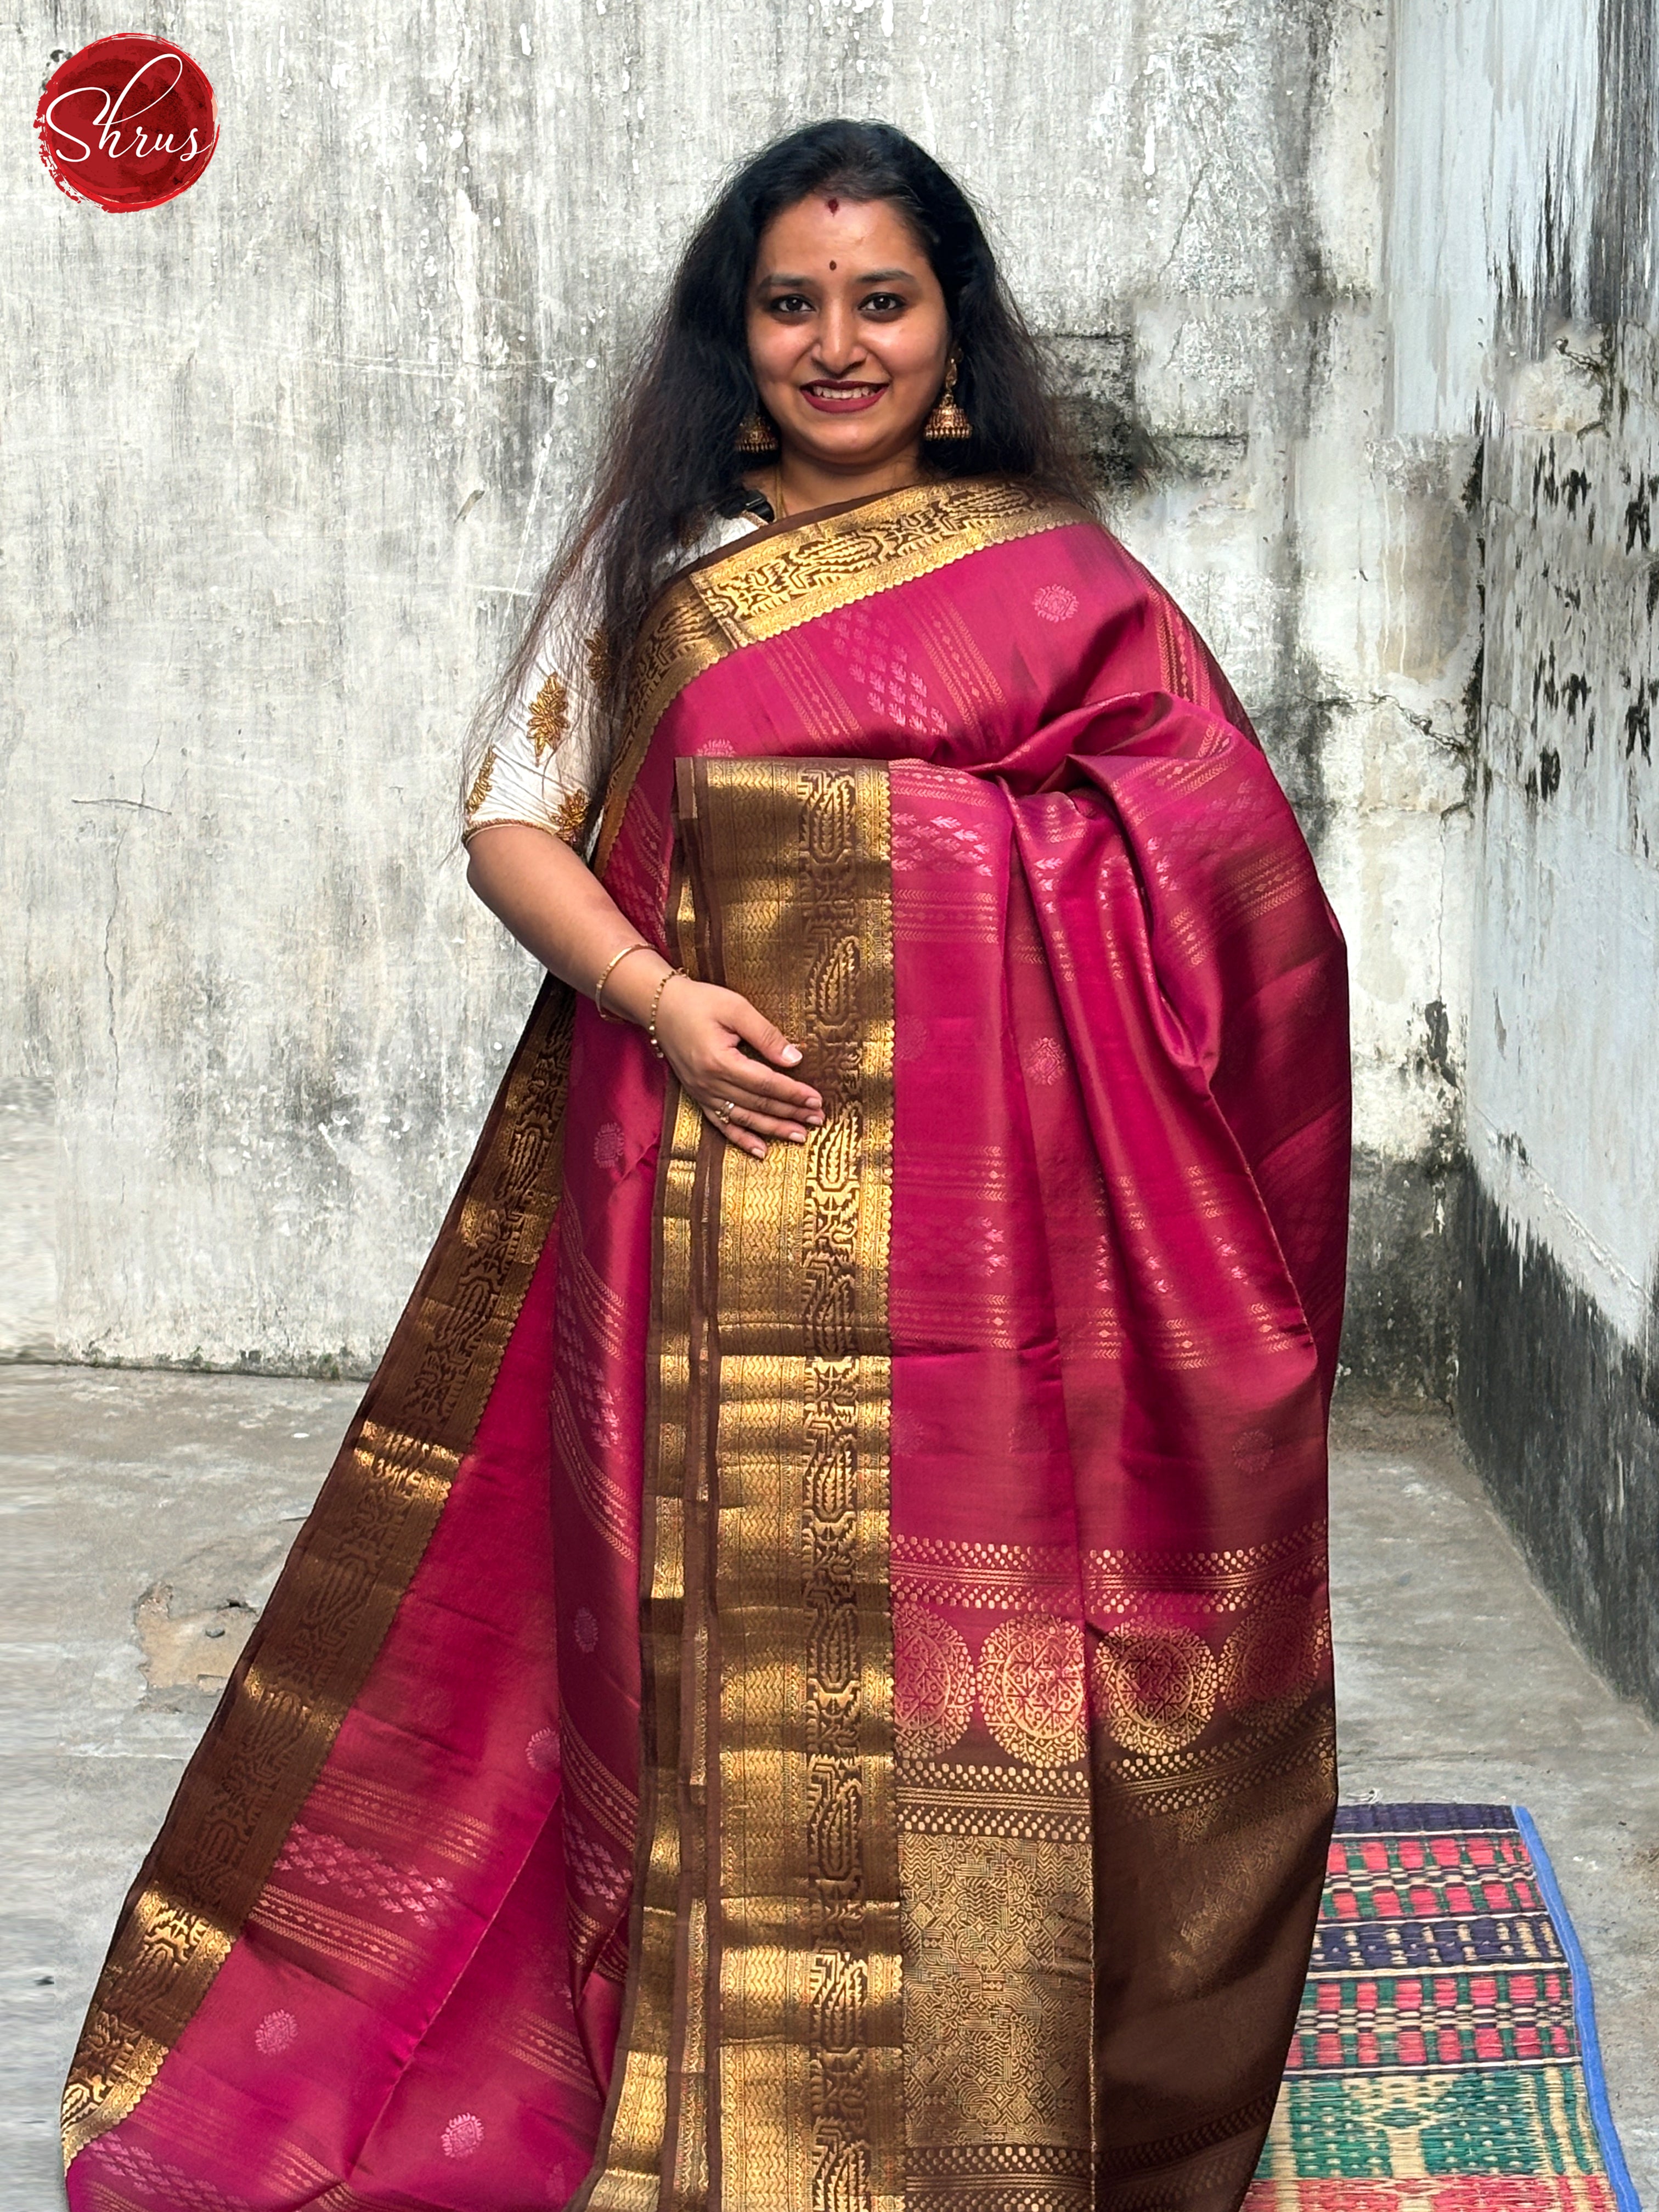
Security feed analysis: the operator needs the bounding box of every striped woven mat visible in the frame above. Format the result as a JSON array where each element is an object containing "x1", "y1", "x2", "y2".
[{"x1": 1246, "y1": 1804, "x2": 1640, "y2": 2210}]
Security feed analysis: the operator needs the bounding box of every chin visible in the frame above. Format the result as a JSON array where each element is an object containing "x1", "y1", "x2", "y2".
[{"x1": 788, "y1": 421, "x2": 912, "y2": 467}]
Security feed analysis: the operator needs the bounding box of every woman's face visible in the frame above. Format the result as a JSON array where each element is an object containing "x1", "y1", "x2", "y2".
[{"x1": 746, "y1": 194, "x2": 951, "y2": 478}]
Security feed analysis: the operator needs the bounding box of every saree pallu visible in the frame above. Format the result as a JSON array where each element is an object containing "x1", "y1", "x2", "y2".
[{"x1": 64, "y1": 477, "x2": 1350, "y2": 2212}]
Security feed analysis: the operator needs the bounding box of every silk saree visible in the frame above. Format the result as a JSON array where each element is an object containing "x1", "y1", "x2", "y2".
[{"x1": 64, "y1": 477, "x2": 1351, "y2": 2212}]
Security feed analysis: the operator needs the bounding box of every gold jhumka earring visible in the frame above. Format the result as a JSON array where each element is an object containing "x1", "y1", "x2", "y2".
[
  {"x1": 922, "y1": 352, "x2": 972, "y2": 441},
  {"x1": 735, "y1": 409, "x2": 780, "y2": 456}
]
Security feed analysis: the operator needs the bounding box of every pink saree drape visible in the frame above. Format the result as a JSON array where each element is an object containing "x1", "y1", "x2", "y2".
[{"x1": 65, "y1": 477, "x2": 1349, "y2": 2212}]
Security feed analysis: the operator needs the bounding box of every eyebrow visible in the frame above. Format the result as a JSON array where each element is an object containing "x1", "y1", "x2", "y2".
[{"x1": 755, "y1": 267, "x2": 918, "y2": 287}]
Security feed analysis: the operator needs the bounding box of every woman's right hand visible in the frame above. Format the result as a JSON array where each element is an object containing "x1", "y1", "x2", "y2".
[
  {"x1": 462, "y1": 829, "x2": 821, "y2": 1159},
  {"x1": 650, "y1": 973, "x2": 824, "y2": 1158}
]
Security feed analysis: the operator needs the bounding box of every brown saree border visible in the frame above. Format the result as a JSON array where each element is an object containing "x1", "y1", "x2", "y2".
[
  {"x1": 591, "y1": 476, "x2": 1082, "y2": 878},
  {"x1": 61, "y1": 981, "x2": 577, "y2": 2168}
]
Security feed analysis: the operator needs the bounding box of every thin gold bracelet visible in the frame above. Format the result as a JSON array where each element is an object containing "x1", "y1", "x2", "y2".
[
  {"x1": 593, "y1": 941, "x2": 652, "y2": 1023},
  {"x1": 646, "y1": 967, "x2": 685, "y2": 1061}
]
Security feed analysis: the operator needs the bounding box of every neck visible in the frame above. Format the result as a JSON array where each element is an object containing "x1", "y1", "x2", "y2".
[{"x1": 768, "y1": 443, "x2": 928, "y2": 518}]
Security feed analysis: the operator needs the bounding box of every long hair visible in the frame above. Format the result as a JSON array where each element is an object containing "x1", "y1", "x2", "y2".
[{"x1": 472, "y1": 120, "x2": 1093, "y2": 780}]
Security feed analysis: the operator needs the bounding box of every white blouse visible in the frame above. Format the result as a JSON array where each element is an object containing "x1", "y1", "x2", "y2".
[{"x1": 462, "y1": 510, "x2": 765, "y2": 850}]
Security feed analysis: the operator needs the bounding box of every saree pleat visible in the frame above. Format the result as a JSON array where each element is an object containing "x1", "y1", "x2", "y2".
[
  {"x1": 65, "y1": 478, "x2": 1348, "y2": 2212},
  {"x1": 887, "y1": 768, "x2": 1096, "y2": 2212}
]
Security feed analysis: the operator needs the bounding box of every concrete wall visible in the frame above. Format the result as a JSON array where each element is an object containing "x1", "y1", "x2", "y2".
[
  {"x1": 2, "y1": 1, "x2": 1474, "y2": 1386},
  {"x1": 1387, "y1": 0, "x2": 1659, "y2": 1711}
]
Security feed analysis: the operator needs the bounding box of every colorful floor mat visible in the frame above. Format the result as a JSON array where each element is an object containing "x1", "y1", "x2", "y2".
[{"x1": 1246, "y1": 1804, "x2": 1641, "y2": 2211}]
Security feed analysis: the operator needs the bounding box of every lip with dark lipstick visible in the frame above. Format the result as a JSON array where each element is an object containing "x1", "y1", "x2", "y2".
[{"x1": 799, "y1": 379, "x2": 888, "y2": 413}]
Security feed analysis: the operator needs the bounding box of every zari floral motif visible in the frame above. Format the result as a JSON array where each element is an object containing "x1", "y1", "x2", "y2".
[
  {"x1": 465, "y1": 745, "x2": 497, "y2": 818},
  {"x1": 527, "y1": 669, "x2": 570, "y2": 760},
  {"x1": 1220, "y1": 1590, "x2": 1331, "y2": 1709},
  {"x1": 553, "y1": 789, "x2": 590, "y2": 847}
]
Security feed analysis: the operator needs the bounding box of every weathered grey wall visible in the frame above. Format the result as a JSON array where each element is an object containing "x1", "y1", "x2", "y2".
[
  {"x1": 1387, "y1": 0, "x2": 1659, "y2": 1710},
  {"x1": 2, "y1": 1, "x2": 1473, "y2": 1384}
]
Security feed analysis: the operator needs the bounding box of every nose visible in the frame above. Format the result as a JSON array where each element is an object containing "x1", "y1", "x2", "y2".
[{"x1": 812, "y1": 300, "x2": 866, "y2": 377}]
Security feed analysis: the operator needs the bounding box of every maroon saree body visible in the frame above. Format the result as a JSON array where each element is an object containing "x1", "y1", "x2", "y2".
[{"x1": 64, "y1": 477, "x2": 1350, "y2": 2212}]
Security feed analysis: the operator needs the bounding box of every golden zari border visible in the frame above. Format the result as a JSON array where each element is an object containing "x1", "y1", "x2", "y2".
[
  {"x1": 62, "y1": 982, "x2": 578, "y2": 2168},
  {"x1": 591, "y1": 476, "x2": 1081, "y2": 876},
  {"x1": 584, "y1": 758, "x2": 901, "y2": 2212}
]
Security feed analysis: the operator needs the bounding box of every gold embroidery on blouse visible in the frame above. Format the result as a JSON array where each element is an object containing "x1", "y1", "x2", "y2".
[
  {"x1": 554, "y1": 789, "x2": 590, "y2": 847},
  {"x1": 585, "y1": 626, "x2": 613, "y2": 695},
  {"x1": 464, "y1": 746, "x2": 497, "y2": 821},
  {"x1": 527, "y1": 670, "x2": 570, "y2": 760}
]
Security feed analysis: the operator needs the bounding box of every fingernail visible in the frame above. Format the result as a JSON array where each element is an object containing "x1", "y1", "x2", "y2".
[
  {"x1": 788, "y1": 1130, "x2": 806, "y2": 1145},
  {"x1": 781, "y1": 1045, "x2": 802, "y2": 1065},
  {"x1": 807, "y1": 1112, "x2": 825, "y2": 1127}
]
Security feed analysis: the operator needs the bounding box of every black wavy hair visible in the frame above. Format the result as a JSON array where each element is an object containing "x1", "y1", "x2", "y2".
[{"x1": 482, "y1": 120, "x2": 1092, "y2": 766}]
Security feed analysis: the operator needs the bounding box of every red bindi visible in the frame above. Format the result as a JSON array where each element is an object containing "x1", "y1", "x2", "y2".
[
  {"x1": 826, "y1": 196, "x2": 840, "y2": 213},
  {"x1": 828, "y1": 259, "x2": 837, "y2": 269}
]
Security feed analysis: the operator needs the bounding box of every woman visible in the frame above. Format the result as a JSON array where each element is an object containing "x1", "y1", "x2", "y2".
[{"x1": 64, "y1": 122, "x2": 1349, "y2": 2212}]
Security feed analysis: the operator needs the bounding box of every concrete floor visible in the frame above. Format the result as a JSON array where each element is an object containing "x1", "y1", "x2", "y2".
[{"x1": 3, "y1": 1368, "x2": 1656, "y2": 2210}]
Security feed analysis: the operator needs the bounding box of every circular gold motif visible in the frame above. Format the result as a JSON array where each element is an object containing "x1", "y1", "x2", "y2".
[
  {"x1": 1232, "y1": 1426, "x2": 1275, "y2": 1476},
  {"x1": 977, "y1": 1616, "x2": 1086, "y2": 1768},
  {"x1": 1220, "y1": 1593, "x2": 1328, "y2": 1709},
  {"x1": 893, "y1": 1605, "x2": 974, "y2": 1760},
  {"x1": 1091, "y1": 1623, "x2": 1218, "y2": 1756}
]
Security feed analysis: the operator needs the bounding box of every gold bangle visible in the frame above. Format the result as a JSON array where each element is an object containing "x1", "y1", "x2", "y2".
[
  {"x1": 646, "y1": 967, "x2": 685, "y2": 1061},
  {"x1": 593, "y1": 941, "x2": 652, "y2": 1022}
]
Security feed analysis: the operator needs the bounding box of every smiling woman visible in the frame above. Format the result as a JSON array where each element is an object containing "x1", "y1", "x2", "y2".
[
  {"x1": 65, "y1": 121, "x2": 1351, "y2": 2212},
  {"x1": 745, "y1": 195, "x2": 954, "y2": 503}
]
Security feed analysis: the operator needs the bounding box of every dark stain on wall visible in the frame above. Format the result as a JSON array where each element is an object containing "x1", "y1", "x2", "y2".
[
  {"x1": 1459, "y1": 1175, "x2": 1659, "y2": 1718},
  {"x1": 1622, "y1": 473, "x2": 1656, "y2": 552},
  {"x1": 1503, "y1": 0, "x2": 1655, "y2": 346},
  {"x1": 1418, "y1": 998, "x2": 1455, "y2": 1086},
  {"x1": 1626, "y1": 690, "x2": 1653, "y2": 761},
  {"x1": 1341, "y1": 1143, "x2": 1464, "y2": 1402},
  {"x1": 1255, "y1": 685, "x2": 1340, "y2": 859},
  {"x1": 1590, "y1": 0, "x2": 1657, "y2": 326},
  {"x1": 1043, "y1": 332, "x2": 1165, "y2": 495}
]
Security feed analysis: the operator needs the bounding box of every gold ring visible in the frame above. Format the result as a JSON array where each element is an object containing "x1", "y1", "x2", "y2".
[{"x1": 714, "y1": 1099, "x2": 736, "y2": 1125}]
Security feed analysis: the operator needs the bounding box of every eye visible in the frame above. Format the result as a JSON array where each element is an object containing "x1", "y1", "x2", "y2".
[
  {"x1": 860, "y1": 291, "x2": 907, "y2": 316},
  {"x1": 766, "y1": 292, "x2": 814, "y2": 317}
]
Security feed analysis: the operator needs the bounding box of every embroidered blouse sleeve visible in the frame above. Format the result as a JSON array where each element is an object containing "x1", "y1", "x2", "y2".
[
  {"x1": 461, "y1": 513, "x2": 759, "y2": 850},
  {"x1": 461, "y1": 589, "x2": 608, "y2": 850}
]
